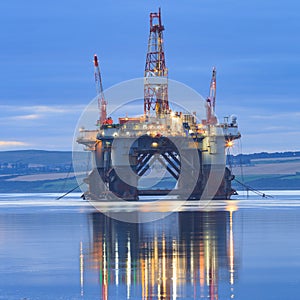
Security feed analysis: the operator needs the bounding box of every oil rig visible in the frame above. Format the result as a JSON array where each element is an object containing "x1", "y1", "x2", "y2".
[{"x1": 77, "y1": 9, "x2": 241, "y2": 201}]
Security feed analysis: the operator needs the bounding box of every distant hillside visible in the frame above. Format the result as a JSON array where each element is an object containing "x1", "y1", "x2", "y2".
[
  {"x1": 229, "y1": 151, "x2": 300, "y2": 191},
  {"x1": 0, "y1": 150, "x2": 73, "y2": 165},
  {"x1": 228, "y1": 151, "x2": 300, "y2": 165},
  {"x1": 0, "y1": 149, "x2": 299, "y2": 193},
  {"x1": 2, "y1": 149, "x2": 299, "y2": 165}
]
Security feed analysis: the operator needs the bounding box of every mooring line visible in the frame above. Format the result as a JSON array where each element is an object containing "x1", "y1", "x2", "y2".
[
  {"x1": 56, "y1": 182, "x2": 84, "y2": 200},
  {"x1": 234, "y1": 178, "x2": 273, "y2": 198}
]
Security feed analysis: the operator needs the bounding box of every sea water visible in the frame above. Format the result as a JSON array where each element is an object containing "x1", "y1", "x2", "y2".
[{"x1": 0, "y1": 191, "x2": 300, "y2": 299}]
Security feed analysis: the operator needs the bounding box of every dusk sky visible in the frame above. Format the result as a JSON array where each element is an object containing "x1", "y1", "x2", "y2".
[{"x1": 0, "y1": 0, "x2": 299, "y2": 153}]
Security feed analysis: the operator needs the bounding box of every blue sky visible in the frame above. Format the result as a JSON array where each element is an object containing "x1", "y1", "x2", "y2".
[{"x1": 0, "y1": 0, "x2": 299, "y2": 153}]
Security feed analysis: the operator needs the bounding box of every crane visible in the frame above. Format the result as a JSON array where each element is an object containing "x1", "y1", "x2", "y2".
[
  {"x1": 206, "y1": 67, "x2": 217, "y2": 125},
  {"x1": 94, "y1": 54, "x2": 107, "y2": 126}
]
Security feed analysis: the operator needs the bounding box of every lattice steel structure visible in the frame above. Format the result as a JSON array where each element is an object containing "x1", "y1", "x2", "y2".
[{"x1": 144, "y1": 8, "x2": 169, "y2": 117}]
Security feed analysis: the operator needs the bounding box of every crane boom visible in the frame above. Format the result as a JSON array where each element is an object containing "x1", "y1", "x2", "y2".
[
  {"x1": 94, "y1": 54, "x2": 107, "y2": 125},
  {"x1": 206, "y1": 67, "x2": 217, "y2": 125},
  {"x1": 209, "y1": 67, "x2": 217, "y2": 112}
]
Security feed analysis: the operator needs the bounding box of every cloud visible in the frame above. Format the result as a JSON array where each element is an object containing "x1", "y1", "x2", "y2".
[
  {"x1": 238, "y1": 130, "x2": 300, "y2": 154},
  {"x1": 0, "y1": 141, "x2": 29, "y2": 148},
  {"x1": 22, "y1": 105, "x2": 84, "y2": 114},
  {"x1": 12, "y1": 114, "x2": 41, "y2": 120},
  {"x1": 0, "y1": 104, "x2": 87, "y2": 126},
  {"x1": 0, "y1": 104, "x2": 86, "y2": 115},
  {"x1": 250, "y1": 112, "x2": 300, "y2": 120}
]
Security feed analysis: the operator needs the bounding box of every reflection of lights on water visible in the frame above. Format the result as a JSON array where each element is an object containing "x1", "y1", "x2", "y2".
[
  {"x1": 154, "y1": 236, "x2": 158, "y2": 292},
  {"x1": 151, "y1": 240, "x2": 155, "y2": 291},
  {"x1": 190, "y1": 239, "x2": 194, "y2": 284},
  {"x1": 210, "y1": 239, "x2": 218, "y2": 299},
  {"x1": 87, "y1": 212, "x2": 238, "y2": 299},
  {"x1": 141, "y1": 253, "x2": 145, "y2": 298},
  {"x1": 229, "y1": 211, "x2": 234, "y2": 284},
  {"x1": 229, "y1": 210, "x2": 235, "y2": 299},
  {"x1": 231, "y1": 288, "x2": 235, "y2": 299},
  {"x1": 172, "y1": 239, "x2": 177, "y2": 300},
  {"x1": 162, "y1": 235, "x2": 167, "y2": 299},
  {"x1": 144, "y1": 245, "x2": 149, "y2": 298},
  {"x1": 115, "y1": 238, "x2": 119, "y2": 286},
  {"x1": 226, "y1": 201, "x2": 238, "y2": 212},
  {"x1": 199, "y1": 240, "x2": 205, "y2": 296},
  {"x1": 80, "y1": 241, "x2": 84, "y2": 296},
  {"x1": 126, "y1": 236, "x2": 131, "y2": 300},
  {"x1": 157, "y1": 283, "x2": 161, "y2": 299},
  {"x1": 103, "y1": 239, "x2": 108, "y2": 300},
  {"x1": 205, "y1": 236, "x2": 210, "y2": 286}
]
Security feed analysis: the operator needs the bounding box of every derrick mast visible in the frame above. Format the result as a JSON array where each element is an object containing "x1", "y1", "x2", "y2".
[
  {"x1": 206, "y1": 67, "x2": 217, "y2": 125},
  {"x1": 94, "y1": 54, "x2": 107, "y2": 125},
  {"x1": 144, "y1": 8, "x2": 169, "y2": 117}
]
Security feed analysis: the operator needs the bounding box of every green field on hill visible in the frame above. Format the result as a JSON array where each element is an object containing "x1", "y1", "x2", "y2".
[{"x1": 1, "y1": 150, "x2": 300, "y2": 193}]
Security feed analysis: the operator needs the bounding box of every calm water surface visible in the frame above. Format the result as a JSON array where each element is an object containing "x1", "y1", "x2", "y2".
[{"x1": 0, "y1": 192, "x2": 300, "y2": 299}]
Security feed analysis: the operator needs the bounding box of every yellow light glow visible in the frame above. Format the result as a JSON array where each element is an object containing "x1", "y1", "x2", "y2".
[
  {"x1": 151, "y1": 142, "x2": 158, "y2": 148},
  {"x1": 226, "y1": 140, "x2": 234, "y2": 147},
  {"x1": 226, "y1": 201, "x2": 238, "y2": 212}
]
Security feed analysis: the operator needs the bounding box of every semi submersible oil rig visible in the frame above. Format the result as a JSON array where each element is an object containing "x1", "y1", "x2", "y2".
[{"x1": 77, "y1": 9, "x2": 241, "y2": 201}]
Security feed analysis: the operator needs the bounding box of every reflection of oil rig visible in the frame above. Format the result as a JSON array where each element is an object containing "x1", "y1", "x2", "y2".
[
  {"x1": 77, "y1": 9, "x2": 241, "y2": 201},
  {"x1": 85, "y1": 210, "x2": 238, "y2": 299}
]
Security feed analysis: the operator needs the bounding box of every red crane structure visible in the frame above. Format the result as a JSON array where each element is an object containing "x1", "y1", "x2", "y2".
[
  {"x1": 94, "y1": 54, "x2": 107, "y2": 126},
  {"x1": 144, "y1": 8, "x2": 169, "y2": 118},
  {"x1": 206, "y1": 67, "x2": 217, "y2": 125}
]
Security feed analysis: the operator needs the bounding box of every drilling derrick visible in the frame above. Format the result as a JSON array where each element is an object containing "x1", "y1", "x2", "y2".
[
  {"x1": 94, "y1": 54, "x2": 107, "y2": 125},
  {"x1": 206, "y1": 67, "x2": 217, "y2": 125},
  {"x1": 144, "y1": 8, "x2": 169, "y2": 117}
]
